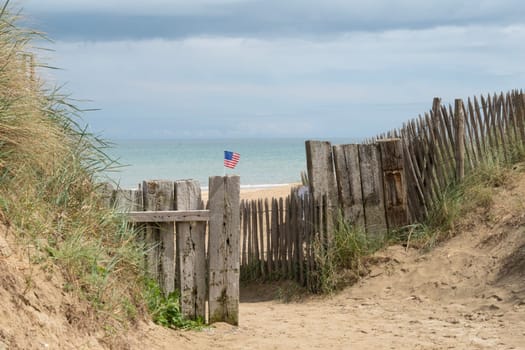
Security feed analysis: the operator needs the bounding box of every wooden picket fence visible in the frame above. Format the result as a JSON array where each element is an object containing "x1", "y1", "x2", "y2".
[
  {"x1": 377, "y1": 90, "x2": 525, "y2": 221},
  {"x1": 239, "y1": 190, "x2": 328, "y2": 292}
]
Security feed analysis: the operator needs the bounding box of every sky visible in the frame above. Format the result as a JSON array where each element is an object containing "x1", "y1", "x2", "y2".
[{"x1": 16, "y1": 0, "x2": 525, "y2": 140}]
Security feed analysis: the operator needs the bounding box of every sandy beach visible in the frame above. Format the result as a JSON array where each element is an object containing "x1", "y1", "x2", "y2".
[{"x1": 202, "y1": 183, "x2": 299, "y2": 202}]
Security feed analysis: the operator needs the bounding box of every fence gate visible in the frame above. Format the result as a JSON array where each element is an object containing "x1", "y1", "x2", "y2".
[{"x1": 111, "y1": 175, "x2": 240, "y2": 325}]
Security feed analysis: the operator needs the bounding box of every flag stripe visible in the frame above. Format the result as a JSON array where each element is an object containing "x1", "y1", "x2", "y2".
[{"x1": 224, "y1": 151, "x2": 240, "y2": 169}]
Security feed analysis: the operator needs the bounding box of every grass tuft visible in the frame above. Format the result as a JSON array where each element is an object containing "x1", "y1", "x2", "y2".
[
  {"x1": 403, "y1": 160, "x2": 518, "y2": 250},
  {"x1": 312, "y1": 215, "x2": 381, "y2": 294}
]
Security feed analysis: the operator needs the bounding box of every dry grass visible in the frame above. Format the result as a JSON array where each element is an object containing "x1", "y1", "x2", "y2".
[{"x1": 0, "y1": 2, "x2": 148, "y2": 338}]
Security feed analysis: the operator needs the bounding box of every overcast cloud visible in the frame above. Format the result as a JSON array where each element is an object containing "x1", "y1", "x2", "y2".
[{"x1": 17, "y1": 0, "x2": 525, "y2": 139}]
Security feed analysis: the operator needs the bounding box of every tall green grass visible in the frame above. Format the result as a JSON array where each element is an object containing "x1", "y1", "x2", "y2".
[
  {"x1": 401, "y1": 151, "x2": 523, "y2": 250},
  {"x1": 312, "y1": 215, "x2": 382, "y2": 293}
]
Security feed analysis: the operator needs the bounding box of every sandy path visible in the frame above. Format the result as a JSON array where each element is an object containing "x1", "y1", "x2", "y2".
[{"x1": 134, "y1": 178, "x2": 525, "y2": 350}]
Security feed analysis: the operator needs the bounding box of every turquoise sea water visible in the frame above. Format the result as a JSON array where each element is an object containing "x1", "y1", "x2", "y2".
[{"x1": 104, "y1": 138, "x2": 355, "y2": 189}]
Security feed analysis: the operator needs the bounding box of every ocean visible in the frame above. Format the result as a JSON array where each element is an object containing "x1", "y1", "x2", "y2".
[{"x1": 103, "y1": 138, "x2": 356, "y2": 189}]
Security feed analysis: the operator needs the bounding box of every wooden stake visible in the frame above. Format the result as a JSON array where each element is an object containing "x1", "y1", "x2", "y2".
[
  {"x1": 455, "y1": 99, "x2": 466, "y2": 181},
  {"x1": 175, "y1": 180, "x2": 206, "y2": 321},
  {"x1": 208, "y1": 175, "x2": 240, "y2": 325}
]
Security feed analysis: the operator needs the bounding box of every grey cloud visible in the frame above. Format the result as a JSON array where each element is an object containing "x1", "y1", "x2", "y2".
[{"x1": 23, "y1": 0, "x2": 525, "y2": 41}]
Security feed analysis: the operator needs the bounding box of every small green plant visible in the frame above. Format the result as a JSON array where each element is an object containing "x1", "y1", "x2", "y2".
[{"x1": 144, "y1": 280, "x2": 204, "y2": 330}]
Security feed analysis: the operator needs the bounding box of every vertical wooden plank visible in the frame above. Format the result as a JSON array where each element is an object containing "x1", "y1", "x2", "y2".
[
  {"x1": 290, "y1": 193, "x2": 299, "y2": 281},
  {"x1": 142, "y1": 180, "x2": 175, "y2": 295},
  {"x1": 358, "y1": 143, "x2": 387, "y2": 239},
  {"x1": 246, "y1": 201, "x2": 253, "y2": 276},
  {"x1": 241, "y1": 201, "x2": 248, "y2": 269},
  {"x1": 321, "y1": 194, "x2": 328, "y2": 250},
  {"x1": 115, "y1": 188, "x2": 145, "y2": 241},
  {"x1": 286, "y1": 196, "x2": 293, "y2": 278},
  {"x1": 303, "y1": 194, "x2": 310, "y2": 289},
  {"x1": 516, "y1": 93, "x2": 525, "y2": 145},
  {"x1": 279, "y1": 197, "x2": 286, "y2": 278},
  {"x1": 417, "y1": 116, "x2": 439, "y2": 207},
  {"x1": 265, "y1": 199, "x2": 272, "y2": 278},
  {"x1": 258, "y1": 199, "x2": 266, "y2": 279},
  {"x1": 434, "y1": 101, "x2": 454, "y2": 182},
  {"x1": 298, "y1": 195, "x2": 305, "y2": 286},
  {"x1": 455, "y1": 99, "x2": 466, "y2": 181},
  {"x1": 430, "y1": 98, "x2": 447, "y2": 186},
  {"x1": 208, "y1": 175, "x2": 240, "y2": 326},
  {"x1": 305, "y1": 140, "x2": 337, "y2": 240},
  {"x1": 468, "y1": 97, "x2": 483, "y2": 165},
  {"x1": 175, "y1": 179, "x2": 206, "y2": 321},
  {"x1": 114, "y1": 188, "x2": 143, "y2": 212},
  {"x1": 332, "y1": 144, "x2": 365, "y2": 227},
  {"x1": 461, "y1": 100, "x2": 475, "y2": 169},
  {"x1": 500, "y1": 92, "x2": 511, "y2": 147},
  {"x1": 271, "y1": 198, "x2": 279, "y2": 276},
  {"x1": 506, "y1": 92, "x2": 520, "y2": 150},
  {"x1": 312, "y1": 194, "x2": 320, "y2": 291},
  {"x1": 251, "y1": 200, "x2": 260, "y2": 278},
  {"x1": 377, "y1": 139, "x2": 409, "y2": 230},
  {"x1": 514, "y1": 93, "x2": 525, "y2": 145}
]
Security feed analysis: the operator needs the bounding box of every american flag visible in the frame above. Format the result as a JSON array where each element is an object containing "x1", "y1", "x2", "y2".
[{"x1": 224, "y1": 150, "x2": 240, "y2": 169}]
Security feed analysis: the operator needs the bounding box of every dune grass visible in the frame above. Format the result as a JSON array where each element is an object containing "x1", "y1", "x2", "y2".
[{"x1": 0, "y1": 2, "x2": 154, "y2": 337}]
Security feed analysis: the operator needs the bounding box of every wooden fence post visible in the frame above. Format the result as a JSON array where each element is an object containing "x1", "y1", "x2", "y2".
[
  {"x1": 305, "y1": 140, "x2": 338, "y2": 240},
  {"x1": 114, "y1": 187, "x2": 145, "y2": 240},
  {"x1": 455, "y1": 99, "x2": 466, "y2": 181},
  {"x1": 175, "y1": 180, "x2": 206, "y2": 321},
  {"x1": 332, "y1": 144, "x2": 365, "y2": 227},
  {"x1": 142, "y1": 180, "x2": 176, "y2": 295},
  {"x1": 378, "y1": 139, "x2": 408, "y2": 230},
  {"x1": 519, "y1": 93, "x2": 525, "y2": 145},
  {"x1": 358, "y1": 144, "x2": 388, "y2": 239},
  {"x1": 208, "y1": 175, "x2": 240, "y2": 325},
  {"x1": 114, "y1": 188, "x2": 143, "y2": 212}
]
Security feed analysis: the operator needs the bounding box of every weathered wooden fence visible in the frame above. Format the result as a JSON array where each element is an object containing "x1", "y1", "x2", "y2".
[
  {"x1": 104, "y1": 175, "x2": 240, "y2": 325},
  {"x1": 377, "y1": 90, "x2": 525, "y2": 221},
  {"x1": 239, "y1": 89, "x2": 525, "y2": 289},
  {"x1": 239, "y1": 190, "x2": 326, "y2": 292},
  {"x1": 307, "y1": 138, "x2": 409, "y2": 239},
  {"x1": 307, "y1": 90, "x2": 525, "y2": 229}
]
